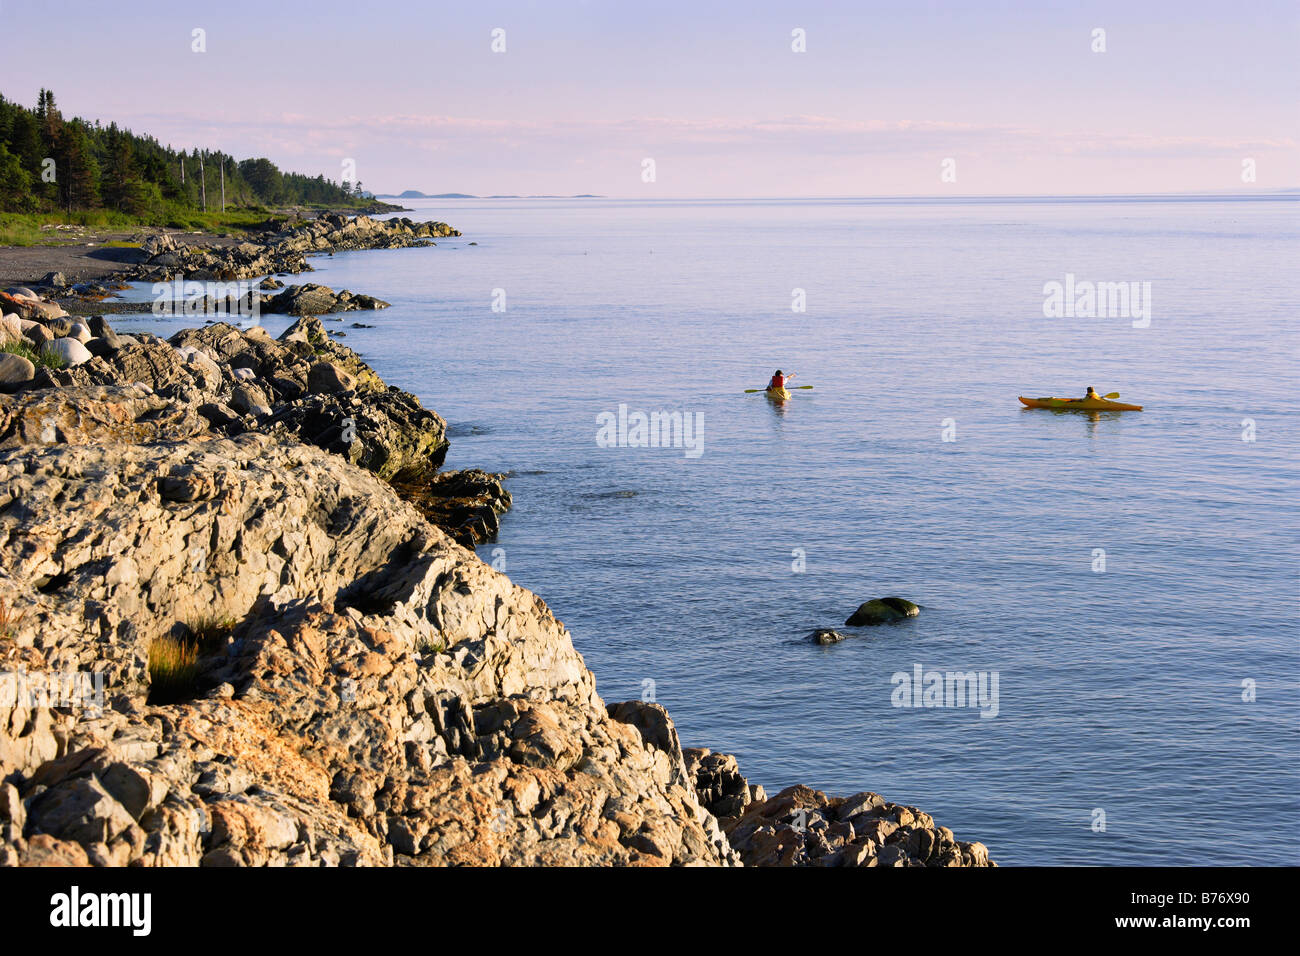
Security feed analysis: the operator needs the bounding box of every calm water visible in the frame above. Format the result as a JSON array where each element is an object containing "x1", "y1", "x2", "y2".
[{"x1": 120, "y1": 196, "x2": 1300, "y2": 865}]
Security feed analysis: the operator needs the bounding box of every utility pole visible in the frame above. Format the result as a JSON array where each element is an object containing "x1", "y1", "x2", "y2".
[
  {"x1": 220, "y1": 157, "x2": 225, "y2": 212},
  {"x1": 199, "y1": 151, "x2": 207, "y2": 211},
  {"x1": 180, "y1": 155, "x2": 185, "y2": 185}
]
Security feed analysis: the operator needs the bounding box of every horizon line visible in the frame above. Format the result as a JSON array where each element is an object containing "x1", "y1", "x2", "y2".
[{"x1": 382, "y1": 189, "x2": 1300, "y2": 202}]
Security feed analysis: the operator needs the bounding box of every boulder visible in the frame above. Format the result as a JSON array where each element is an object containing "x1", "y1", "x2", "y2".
[
  {"x1": 87, "y1": 316, "x2": 117, "y2": 339},
  {"x1": 140, "y1": 233, "x2": 179, "y2": 257},
  {"x1": 845, "y1": 597, "x2": 920, "y2": 626},
  {"x1": 230, "y1": 384, "x2": 271, "y2": 415},
  {"x1": 23, "y1": 324, "x2": 53, "y2": 348},
  {"x1": 263, "y1": 283, "x2": 391, "y2": 316},
  {"x1": 307, "y1": 361, "x2": 355, "y2": 394},
  {"x1": 0, "y1": 313, "x2": 24, "y2": 346},
  {"x1": 85, "y1": 337, "x2": 117, "y2": 359},
  {"x1": 0, "y1": 353, "x2": 36, "y2": 391},
  {"x1": 48, "y1": 337, "x2": 93, "y2": 367}
]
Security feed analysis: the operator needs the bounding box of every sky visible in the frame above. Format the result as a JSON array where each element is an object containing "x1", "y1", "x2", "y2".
[{"x1": 1, "y1": 0, "x2": 1296, "y2": 197}]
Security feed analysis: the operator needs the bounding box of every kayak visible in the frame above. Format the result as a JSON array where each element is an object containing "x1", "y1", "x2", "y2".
[
  {"x1": 1019, "y1": 396, "x2": 1143, "y2": 412},
  {"x1": 766, "y1": 387, "x2": 792, "y2": 401}
]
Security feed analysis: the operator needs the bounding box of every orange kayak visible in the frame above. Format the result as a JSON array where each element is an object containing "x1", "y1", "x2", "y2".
[{"x1": 1019, "y1": 396, "x2": 1143, "y2": 412}]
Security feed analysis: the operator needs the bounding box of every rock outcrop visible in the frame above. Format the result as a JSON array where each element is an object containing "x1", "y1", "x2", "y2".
[
  {"x1": 714, "y1": 781, "x2": 992, "y2": 867},
  {"x1": 0, "y1": 434, "x2": 736, "y2": 866},
  {"x1": 121, "y1": 215, "x2": 460, "y2": 282},
  {"x1": 260, "y1": 283, "x2": 390, "y2": 316}
]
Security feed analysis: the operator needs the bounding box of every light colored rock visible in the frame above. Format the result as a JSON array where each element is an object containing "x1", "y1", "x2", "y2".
[
  {"x1": 0, "y1": 353, "x2": 36, "y2": 389},
  {"x1": 307, "y1": 361, "x2": 356, "y2": 394},
  {"x1": 0, "y1": 314, "x2": 23, "y2": 346},
  {"x1": 48, "y1": 337, "x2": 93, "y2": 367},
  {"x1": 0, "y1": 434, "x2": 741, "y2": 867}
]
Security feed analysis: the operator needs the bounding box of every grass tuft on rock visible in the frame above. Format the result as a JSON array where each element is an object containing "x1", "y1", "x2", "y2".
[
  {"x1": 0, "y1": 597, "x2": 26, "y2": 641},
  {"x1": 184, "y1": 614, "x2": 237, "y2": 652},
  {"x1": 1, "y1": 339, "x2": 69, "y2": 369},
  {"x1": 148, "y1": 635, "x2": 199, "y2": 703}
]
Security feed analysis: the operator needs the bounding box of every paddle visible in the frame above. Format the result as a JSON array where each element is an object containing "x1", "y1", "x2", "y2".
[
  {"x1": 1064, "y1": 391, "x2": 1121, "y2": 403},
  {"x1": 744, "y1": 385, "x2": 815, "y2": 393}
]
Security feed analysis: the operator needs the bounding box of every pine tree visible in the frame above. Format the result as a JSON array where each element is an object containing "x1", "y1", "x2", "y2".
[{"x1": 55, "y1": 122, "x2": 99, "y2": 211}]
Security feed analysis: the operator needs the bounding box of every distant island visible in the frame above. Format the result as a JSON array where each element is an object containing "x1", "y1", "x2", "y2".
[{"x1": 375, "y1": 190, "x2": 602, "y2": 199}]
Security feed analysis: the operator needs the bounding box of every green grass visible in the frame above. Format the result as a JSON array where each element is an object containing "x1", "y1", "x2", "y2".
[
  {"x1": 0, "y1": 339, "x2": 69, "y2": 369},
  {"x1": 0, "y1": 206, "x2": 271, "y2": 245},
  {"x1": 416, "y1": 631, "x2": 448, "y2": 655}
]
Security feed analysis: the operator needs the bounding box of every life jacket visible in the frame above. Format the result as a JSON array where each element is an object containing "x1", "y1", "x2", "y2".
[{"x1": 768, "y1": 374, "x2": 785, "y2": 390}]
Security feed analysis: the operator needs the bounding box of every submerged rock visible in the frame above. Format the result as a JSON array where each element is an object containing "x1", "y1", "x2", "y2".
[
  {"x1": 845, "y1": 596, "x2": 920, "y2": 626},
  {"x1": 809, "y1": 628, "x2": 847, "y2": 645}
]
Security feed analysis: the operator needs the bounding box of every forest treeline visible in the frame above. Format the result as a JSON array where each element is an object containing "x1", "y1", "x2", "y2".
[{"x1": 0, "y1": 89, "x2": 374, "y2": 223}]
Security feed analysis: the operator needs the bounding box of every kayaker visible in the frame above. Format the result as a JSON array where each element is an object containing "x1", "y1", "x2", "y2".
[
  {"x1": 768, "y1": 369, "x2": 794, "y2": 390},
  {"x1": 1084, "y1": 386, "x2": 1100, "y2": 400}
]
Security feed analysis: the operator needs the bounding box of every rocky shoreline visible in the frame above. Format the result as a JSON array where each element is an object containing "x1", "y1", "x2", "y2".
[
  {"x1": 0, "y1": 224, "x2": 994, "y2": 867},
  {"x1": 16, "y1": 213, "x2": 457, "y2": 321}
]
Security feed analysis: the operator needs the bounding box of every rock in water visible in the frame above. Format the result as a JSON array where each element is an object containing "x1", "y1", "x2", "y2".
[
  {"x1": 845, "y1": 597, "x2": 920, "y2": 626},
  {"x1": 809, "y1": 629, "x2": 846, "y2": 645}
]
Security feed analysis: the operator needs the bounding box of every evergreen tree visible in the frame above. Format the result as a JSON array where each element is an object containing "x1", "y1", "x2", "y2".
[
  {"x1": 0, "y1": 88, "x2": 369, "y2": 217},
  {"x1": 55, "y1": 122, "x2": 99, "y2": 211}
]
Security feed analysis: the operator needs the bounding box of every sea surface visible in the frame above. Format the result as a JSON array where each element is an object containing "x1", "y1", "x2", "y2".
[{"x1": 116, "y1": 195, "x2": 1299, "y2": 865}]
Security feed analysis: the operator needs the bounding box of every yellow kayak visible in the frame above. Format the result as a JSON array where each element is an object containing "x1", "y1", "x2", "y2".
[
  {"x1": 766, "y1": 387, "x2": 791, "y2": 401},
  {"x1": 1019, "y1": 395, "x2": 1143, "y2": 412}
]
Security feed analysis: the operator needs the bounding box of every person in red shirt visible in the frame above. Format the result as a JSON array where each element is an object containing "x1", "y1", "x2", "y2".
[{"x1": 767, "y1": 369, "x2": 795, "y2": 390}]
